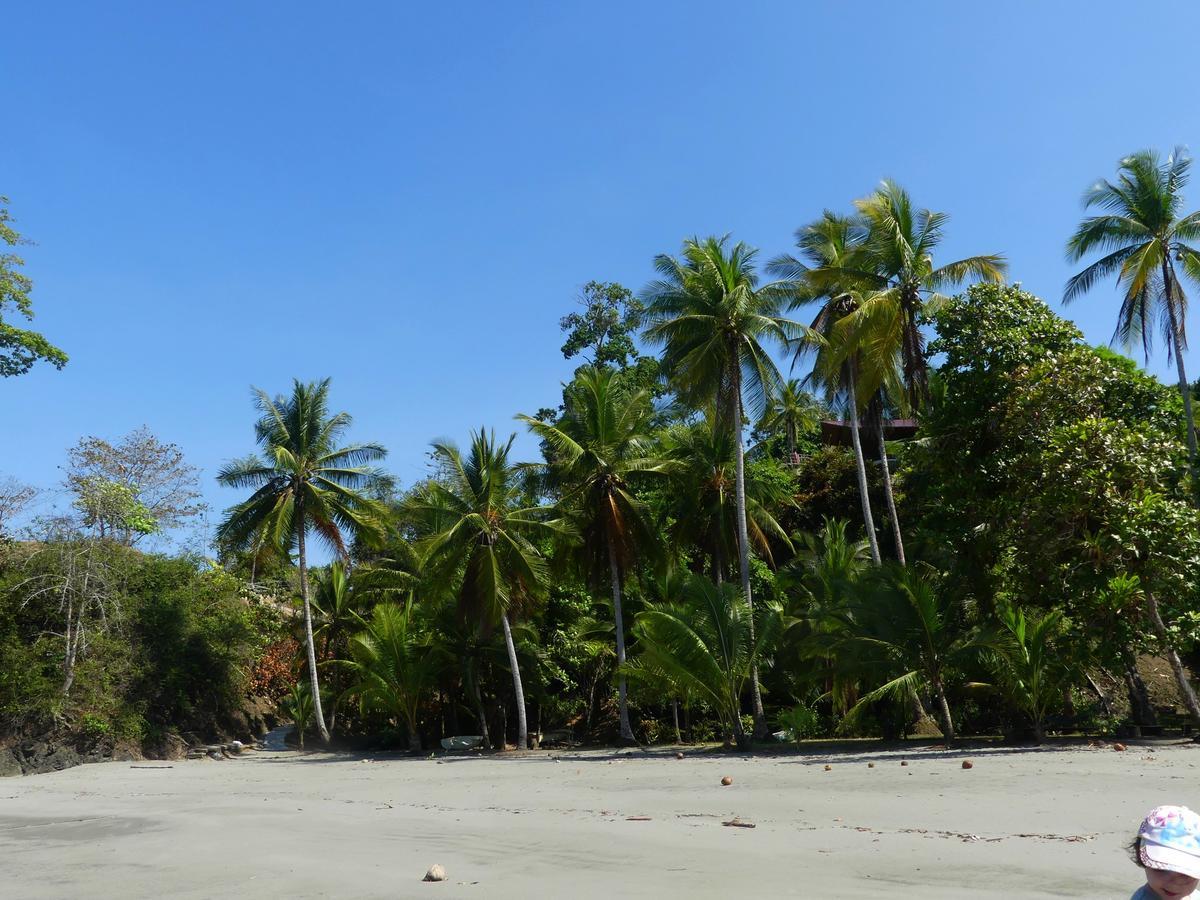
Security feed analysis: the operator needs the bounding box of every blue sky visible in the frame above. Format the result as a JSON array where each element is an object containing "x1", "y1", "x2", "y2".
[{"x1": 4, "y1": 0, "x2": 1199, "y2": 546}]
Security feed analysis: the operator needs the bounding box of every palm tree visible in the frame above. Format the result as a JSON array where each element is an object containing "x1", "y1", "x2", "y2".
[
  {"x1": 757, "y1": 378, "x2": 822, "y2": 464},
  {"x1": 642, "y1": 235, "x2": 811, "y2": 737},
  {"x1": 768, "y1": 213, "x2": 886, "y2": 564},
  {"x1": 518, "y1": 366, "x2": 667, "y2": 743},
  {"x1": 825, "y1": 564, "x2": 985, "y2": 743},
  {"x1": 217, "y1": 378, "x2": 389, "y2": 744},
  {"x1": 984, "y1": 603, "x2": 1069, "y2": 743},
  {"x1": 631, "y1": 574, "x2": 781, "y2": 749},
  {"x1": 1065, "y1": 148, "x2": 1200, "y2": 473},
  {"x1": 339, "y1": 602, "x2": 440, "y2": 751},
  {"x1": 659, "y1": 417, "x2": 792, "y2": 582},
  {"x1": 406, "y1": 429, "x2": 562, "y2": 750},
  {"x1": 842, "y1": 182, "x2": 1007, "y2": 408}
]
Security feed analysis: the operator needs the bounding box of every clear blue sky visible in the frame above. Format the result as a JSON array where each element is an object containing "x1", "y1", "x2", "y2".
[{"x1": 4, "y1": 0, "x2": 1199, "y2": 546}]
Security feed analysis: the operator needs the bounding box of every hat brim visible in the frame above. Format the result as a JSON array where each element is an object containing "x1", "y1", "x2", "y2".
[{"x1": 1141, "y1": 840, "x2": 1200, "y2": 879}]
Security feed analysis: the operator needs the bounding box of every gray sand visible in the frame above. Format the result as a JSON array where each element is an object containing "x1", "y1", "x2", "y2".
[{"x1": 1, "y1": 739, "x2": 1196, "y2": 898}]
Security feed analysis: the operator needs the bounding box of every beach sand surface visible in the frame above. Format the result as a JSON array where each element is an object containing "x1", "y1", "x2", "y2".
[{"x1": 1, "y1": 738, "x2": 1196, "y2": 898}]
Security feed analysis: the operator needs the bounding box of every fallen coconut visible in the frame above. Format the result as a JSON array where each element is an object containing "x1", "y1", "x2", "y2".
[
  {"x1": 675, "y1": 752, "x2": 684, "y2": 760},
  {"x1": 900, "y1": 761, "x2": 908, "y2": 767},
  {"x1": 1114, "y1": 742, "x2": 1127, "y2": 752},
  {"x1": 423, "y1": 864, "x2": 447, "y2": 882},
  {"x1": 721, "y1": 775, "x2": 733, "y2": 786},
  {"x1": 867, "y1": 762, "x2": 875, "y2": 768},
  {"x1": 823, "y1": 764, "x2": 832, "y2": 771},
  {"x1": 961, "y1": 760, "x2": 974, "y2": 770}
]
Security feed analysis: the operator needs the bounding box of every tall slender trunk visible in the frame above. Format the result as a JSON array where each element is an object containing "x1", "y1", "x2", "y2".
[
  {"x1": 786, "y1": 421, "x2": 796, "y2": 464},
  {"x1": 1124, "y1": 660, "x2": 1158, "y2": 726},
  {"x1": 1163, "y1": 259, "x2": 1199, "y2": 478},
  {"x1": 846, "y1": 363, "x2": 881, "y2": 565},
  {"x1": 407, "y1": 720, "x2": 422, "y2": 752},
  {"x1": 874, "y1": 403, "x2": 906, "y2": 565},
  {"x1": 1145, "y1": 591, "x2": 1200, "y2": 729},
  {"x1": 609, "y1": 544, "x2": 635, "y2": 742},
  {"x1": 713, "y1": 546, "x2": 724, "y2": 586},
  {"x1": 731, "y1": 384, "x2": 766, "y2": 740},
  {"x1": 468, "y1": 664, "x2": 492, "y2": 750},
  {"x1": 296, "y1": 511, "x2": 330, "y2": 744},
  {"x1": 932, "y1": 676, "x2": 956, "y2": 743},
  {"x1": 672, "y1": 700, "x2": 681, "y2": 743},
  {"x1": 500, "y1": 613, "x2": 528, "y2": 749}
]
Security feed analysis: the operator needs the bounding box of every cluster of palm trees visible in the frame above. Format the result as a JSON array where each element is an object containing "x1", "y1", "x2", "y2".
[{"x1": 216, "y1": 149, "x2": 1200, "y2": 750}]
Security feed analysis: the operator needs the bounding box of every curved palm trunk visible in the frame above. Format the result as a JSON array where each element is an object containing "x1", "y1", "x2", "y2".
[
  {"x1": 1163, "y1": 261, "x2": 1198, "y2": 480},
  {"x1": 846, "y1": 364, "x2": 882, "y2": 566},
  {"x1": 874, "y1": 403, "x2": 906, "y2": 565},
  {"x1": 296, "y1": 518, "x2": 331, "y2": 745},
  {"x1": 731, "y1": 392, "x2": 767, "y2": 740},
  {"x1": 932, "y1": 675, "x2": 956, "y2": 743},
  {"x1": 500, "y1": 613, "x2": 528, "y2": 749},
  {"x1": 609, "y1": 544, "x2": 636, "y2": 743},
  {"x1": 1145, "y1": 591, "x2": 1200, "y2": 729}
]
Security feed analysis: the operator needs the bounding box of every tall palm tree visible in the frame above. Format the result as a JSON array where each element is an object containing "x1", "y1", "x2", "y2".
[
  {"x1": 518, "y1": 366, "x2": 667, "y2": 743},
  {"x1": 642, "y1": 235, "x2": 810, "y2": 738},
  {"x1": 406, "y1": 429, "x2": 562, "y2": 750},
  {"x1": 1065, "y1": 148, "x2": 1200, "y2": 473},
  {"x1": 631, "y1": 574, "x2": 781, "y2": 749},
  {"x1": 659, "y1": 417, "x2": 792, "y2": 582},
  {"x1": 217, "y1": 378, "x2": 389, "y2": 744},
  {"x1": 842, "y1": 182, "x2": 1007, "y2": 408},
  {"x1": 768, "y1": 213, "x2": 886, "y2": 564},
  {"x1": 757, "y1": 378, "x2": 822, "y2": 464}
]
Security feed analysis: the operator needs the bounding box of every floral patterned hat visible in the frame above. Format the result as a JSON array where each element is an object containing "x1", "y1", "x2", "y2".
[{"x1": 1139, "y1": 806, "x2": 1200, "y2": 878}]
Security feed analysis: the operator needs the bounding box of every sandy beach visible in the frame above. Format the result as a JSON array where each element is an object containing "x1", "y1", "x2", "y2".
[{"x1": 2, "y1": 738, "x2": 1197, "y2": 898}]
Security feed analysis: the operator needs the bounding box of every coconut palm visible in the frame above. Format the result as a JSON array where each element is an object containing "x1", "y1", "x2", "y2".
[
  {"x1": 631, "y1": 574, "x2": 781, "y2": 749},
  {"x1": 757, "y1": 378, "x2": 822, "y2": 464},
  {"x1": 339, "y1": 602, "x2": 440, "y2": 751},
  {"x1": 983, "y1": 603, "x2": 1069, "y2": 743},
  {"x1": 642, "y1": 235, "x2": 811, "y2": 737},
  {"x1": 217, "y1": 378, "x2": 389, "y2": 744},
  {"x1": 836, "y1": 182, "x2": 1007, "y2": 408},
  {"x1": 826, "y1": 564, "x2": 985, "y2": 743},
  {"x1": 518, "y1": 366, "x2": 667, "y2": 743},
  {"x1": 659, "y1": 417, "x2": 792, "y2": 582},
  {"x1": 406, "y1": 429, "x2": 562, "y2": 750},
  {"x1": 1065, "y1": 148, "x2": 1200, "y2": 472},
  {"x1": 768, "y1": 213, "x2": 887, "y2": 564}
]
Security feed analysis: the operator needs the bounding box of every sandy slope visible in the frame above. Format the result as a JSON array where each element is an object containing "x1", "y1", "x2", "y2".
[{"x1": 1, "y1": 739, "x2": 1197, "y2": 898}]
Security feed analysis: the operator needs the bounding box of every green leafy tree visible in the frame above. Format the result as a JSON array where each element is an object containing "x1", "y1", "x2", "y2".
[
  {"x1": 560, "y1": 281, "x2": 645, "y2": 369},
  {"x1": 1065, "y1": 147, "x2": 1200, "y2": 472},
  {"x1": 71, "y1": 477, "x2": 158, "y2": 540},
  {"x1": 406, "y1": 430, "x2": 563, "y2": 750},
  {"x1": 642, "y1": 235, "x2": 809, "y2": 737},
  {"x1": 519, "y1": 366, "x2": 667, "y2": 743},
  {"x1": 769, "y1": 212, "x2": 890, "y2": 563},
  {"x1": 0, "y1": 197, "x2": 67, "y2": 378},
  {"x1": 216, "y1": 378, "x2": 389, "y2": 744},
  {"x1": 757, "y1": 378, "x2": 822, "y2": 464},
  {"x1": 846, "y1": 181, "x2": 1007, "y2": 408},
  {"x1": 339, "y1": 602, "x2": 440, "y2": 751},
  {"x1": 659, "y1": 418, "x2": 792, "y2": 581},
  {"x1": 983, "y1": 604, "x2": 1070, "y2": 743},
  {"x1": 631, "y1": 574, "x2": 780, "y2": 749},
  {"x1": 824, "y1": 565, "x2": 985, "y2": 742}
]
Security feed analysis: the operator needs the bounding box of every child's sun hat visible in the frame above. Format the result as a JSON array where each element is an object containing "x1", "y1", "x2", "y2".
[{"x1": 1139, "y1": 806, "x2": 1200, "y2": 877}]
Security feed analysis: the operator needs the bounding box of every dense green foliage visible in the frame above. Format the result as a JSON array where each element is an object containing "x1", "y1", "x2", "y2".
[{"x1": 5, "y1": 158, "x2": 1200, "y2": 757}]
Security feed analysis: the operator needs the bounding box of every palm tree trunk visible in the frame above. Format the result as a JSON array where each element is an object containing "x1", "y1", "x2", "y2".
[
  {"x1": 1164, "y1": 260, "x2": 1199, "y2": 477},
  {"x1": 609, "y1": 544, "x2": 635, "y2": 743},
  {"x1": 1145, "y1": 591, "x2": 1200, "y2": 729},
  {"x1": 468, "y1": 665, "x2": 492, "y2": 750},
  {"x1": 932, "y1": 676, "x2": 956, "y2": 743},
  {"x1": 407, "y1": 721, "x2": 422, "y2": 752},
  {"x1": 786, "y1": 421, "x2": 796, "y2": 464},
  {"x1": 874, "y1": 403, "x2": 906, "y2": 565},
  {"x1": 731, "y1": 389, "x2": 767, "y2": 740},
  {"x1": 846, "y1": 364, "x2": 882, "y2": 565},
  {"x1": 672, "y1": 699, "x2": 681, "y2": 743},
  {"x1": 500, "y1": 613, "x2": 528, "y2": 749},
  {"x1": 296, "y1": 516, "x2": 330, "y2": 745}
]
